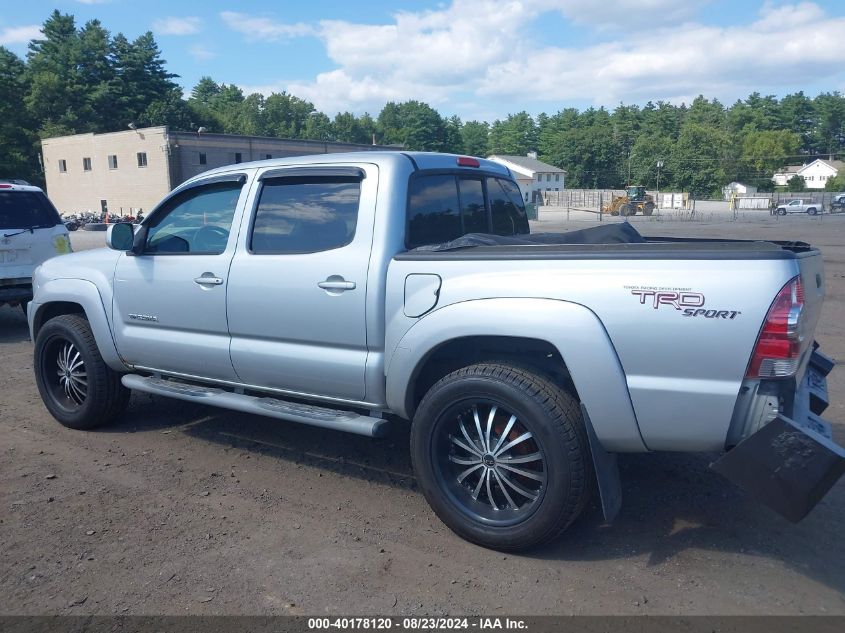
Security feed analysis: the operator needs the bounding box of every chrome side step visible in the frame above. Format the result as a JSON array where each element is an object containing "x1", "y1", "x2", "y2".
[{"x1": 121, "y1": 374, "x2": 389, "y2": 437}]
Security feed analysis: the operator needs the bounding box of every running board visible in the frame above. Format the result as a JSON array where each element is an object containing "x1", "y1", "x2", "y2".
[{"x1": 121, "y1": 374, "x2": 389, "y2": 437}]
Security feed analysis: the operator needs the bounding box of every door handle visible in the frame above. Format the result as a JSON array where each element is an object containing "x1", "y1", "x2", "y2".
[
  {"x1": 318, "y1": 278, "x2": 356, "y2": 291},
  {"x1": 194, "y1": 275, "x2": 224, "y2": 286}
]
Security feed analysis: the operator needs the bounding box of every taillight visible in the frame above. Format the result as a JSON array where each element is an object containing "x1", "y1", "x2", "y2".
[{"x1": 746, "y1": 276, "x2": 804, "y2": 378}]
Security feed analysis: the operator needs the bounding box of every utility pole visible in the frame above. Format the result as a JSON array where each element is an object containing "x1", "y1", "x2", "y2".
[{"x1": 656, "y1": 160, "x2": 663, "y2": 213}]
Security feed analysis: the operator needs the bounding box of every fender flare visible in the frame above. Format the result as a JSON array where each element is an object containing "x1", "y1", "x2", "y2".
[
  {"x1": 30, "y1": 278, "x2": 127, "y2": 371},
  {"x1": 386, "y1": 297, "x2": 647, "y2": 452}
]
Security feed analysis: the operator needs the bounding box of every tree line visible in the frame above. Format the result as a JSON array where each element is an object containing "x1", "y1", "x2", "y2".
[{"x1": 2, "y1": 10, "x2": 844, "y2": 195}]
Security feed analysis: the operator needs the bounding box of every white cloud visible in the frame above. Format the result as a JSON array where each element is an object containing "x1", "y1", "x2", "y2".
[
  {"x1": 153, "y1": 16, "x2": 202, "y2": 36},
  {"x1": 536, "y1": 0, "x2": 709, "y2": 28},
  {"x1": 220, "y1": 11, "x2": 313, "y2": 41},
  {"x1": 232, "y1": 1, "x2": 845, "y2": 117},
  {"x1": 75, "y1": 0, "x2": 110, "y2": 4},
  {"x1": 0, "y1": 24, "x2": 41, "y2": 45},
  {"x1": 189, "y1": 44, "x2": 215, "y2": 61}
]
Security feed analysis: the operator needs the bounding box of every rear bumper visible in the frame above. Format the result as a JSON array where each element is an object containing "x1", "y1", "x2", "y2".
[{"x1": 712, "y1": 345, "x2": 844, "y2": 522}]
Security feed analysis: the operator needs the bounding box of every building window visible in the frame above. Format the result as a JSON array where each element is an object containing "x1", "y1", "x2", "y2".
[
  {"x1": 58, "y1": 159, "x2": 67, "y2": 173},
  {"x1": 234, "y1": 152, "x2": 243, "y2": 164},
  {"x1": 108, "y1": 155, "x2": 118, "y2": 170},
  {"x1": 198, "y1": 152, "x2": 207, "y2": 165},
  {"x1": 83, "y1": 157, "x2": 92, "y2": 172},
  {"x1": 137, "y1": 152, "x2": 148, "y2": 167},
  {"x1": 555, "y1": 174, "x2": 560, "y2": 182},
  {"x1": 536, "y1": 174, "x2": 541, "y2": 182},
  {"x1": 546, "y1": 173, "x2": 551, "y2": 182},
  {"x1": 265, "y1": 154, "x2": 272, "y2": 160}
]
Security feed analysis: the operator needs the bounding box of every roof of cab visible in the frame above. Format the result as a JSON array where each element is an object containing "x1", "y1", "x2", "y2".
[
  {"x1": 182, "y1": 151, "x2": 511, "y2": 185},
  {"x1": 0, "y1": 182, "x2": 45, "y2": 193}
]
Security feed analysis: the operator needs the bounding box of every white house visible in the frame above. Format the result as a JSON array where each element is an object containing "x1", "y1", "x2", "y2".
[
  {"x1": 772, "y1": 158, "x2": 843, "y2": 189},
  {"x1": 487, "y1": 153, "x2": 566, "y2": 203},
  {"x1": 797, "y1": 158, "x2": 843, "y2": 189},
  {"x1": 772, "y1": 165, "x2": 802, "y2": 187},
  {"x1": 722, "y1": 181, "x2": 758, "y2": 200}
]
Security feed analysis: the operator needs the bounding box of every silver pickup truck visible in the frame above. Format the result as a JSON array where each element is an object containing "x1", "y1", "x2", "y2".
[{"x1": 27, "y1": 152, "x2": 843, "y2": 550}]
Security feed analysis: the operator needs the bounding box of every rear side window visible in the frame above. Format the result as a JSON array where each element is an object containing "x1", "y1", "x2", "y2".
[
  {"x1": 0, "y1": 191, "x2": 61, "y2": 230},
  {"x1": 251, "y1": 177, "x2": 361, "y2": 254},
  {"x1": 489, "y1": 178, "x2": 529, "y2": 236},
  {"x1": 407, "y1": 175, "x2": 462, "y2": 248}
]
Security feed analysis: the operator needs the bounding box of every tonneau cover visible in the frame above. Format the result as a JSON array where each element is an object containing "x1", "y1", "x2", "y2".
[{"x1": 413, "y1": 223, "x2": 645, "y2": 251}]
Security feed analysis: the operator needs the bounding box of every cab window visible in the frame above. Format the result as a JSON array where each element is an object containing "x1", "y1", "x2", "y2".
[
  {"x1": 489, "y1": 178, "x2": 529, "y2": 236},
  {"x1": 145, "y1": 181, "x2": 242, "y2": 254}
]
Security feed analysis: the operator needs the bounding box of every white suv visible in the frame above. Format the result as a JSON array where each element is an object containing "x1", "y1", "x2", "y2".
[{"x1": 0, "y1": 181, "x2": 71, "y2": 314}]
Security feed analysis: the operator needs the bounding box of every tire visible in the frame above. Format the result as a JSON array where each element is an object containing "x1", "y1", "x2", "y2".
[
  {"x1": 807, "y1": 207, "x2": 817, "y2": 215},
  {"x1": 34, "y1": 314, "x2": 130, "y2": 430},
  {"x1": 643, "y1": 202, "x2": 655, "y2": 216},
  {"x1": 410, "y1": 363, "x2": 592, "y2": 550},
  {"x1": 619, "y1": 203, "x2": 634, "y2": 217},
  {"x1": 777, "y1": 208, "x2": 787, "y2": 216}
]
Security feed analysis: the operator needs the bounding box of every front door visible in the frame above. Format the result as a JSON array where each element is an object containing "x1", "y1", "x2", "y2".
[
  {"x1": 227, "y1": 165, "x2": 376, "y2": 401},
  {"x1": 112, "y1": 176, "x2": 248, "y2": 381}
]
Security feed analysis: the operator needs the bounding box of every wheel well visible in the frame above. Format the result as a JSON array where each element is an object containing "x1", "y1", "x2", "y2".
[
  {"x1": 408, "y1": 336, "x2": 577, "y2": 417},
  {"x1": 34, "y1": 302, "x2": 85, "y2": 338}
]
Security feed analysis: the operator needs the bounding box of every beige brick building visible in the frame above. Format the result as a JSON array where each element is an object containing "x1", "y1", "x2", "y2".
[{"x1": 41, "y1": 126, "x2": 385, "y2": 216}]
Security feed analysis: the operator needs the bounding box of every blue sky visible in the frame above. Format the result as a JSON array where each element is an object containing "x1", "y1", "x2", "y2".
[{"x1": 2, "y1": 1, "x2": 844, "y2": 121}]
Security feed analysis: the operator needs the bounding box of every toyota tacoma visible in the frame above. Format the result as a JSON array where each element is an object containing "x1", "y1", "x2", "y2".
[{"x1": 28, "y1": 152, "x2": 843, "y2": 550}]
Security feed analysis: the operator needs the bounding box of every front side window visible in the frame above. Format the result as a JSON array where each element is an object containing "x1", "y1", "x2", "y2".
[
  {"x1": 490, "y1": 178, "x2": 529, "y2": 236},
  {"x1": 251, "y1": 177, "x2": 361, "y2": 254},
  {"x1": 108, "y1": 155, "x2": 118, "y2": 169},
  {"x1": 407, "y1": 174, "x2": 461, "y2": 248},
  {"x1": 145, "y1": 181, "x2": 243, "y2": 255}
]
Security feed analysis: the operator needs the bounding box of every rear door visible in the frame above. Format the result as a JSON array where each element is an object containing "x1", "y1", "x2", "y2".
[{"x1": 226, "y1": 164, "x2": 376, "y2": 401}]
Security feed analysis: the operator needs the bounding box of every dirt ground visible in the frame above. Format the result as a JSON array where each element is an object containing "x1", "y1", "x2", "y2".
[{"x1": 1, "y1": 215, "x2": 844, "y2": 616}]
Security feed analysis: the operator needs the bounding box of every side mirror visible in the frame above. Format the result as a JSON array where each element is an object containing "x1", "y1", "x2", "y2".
[{"x1": 106, "y1": 223, "x2": 134, "y2": 251}]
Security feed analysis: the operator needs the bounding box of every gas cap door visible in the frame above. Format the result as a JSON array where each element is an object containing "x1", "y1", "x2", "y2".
[{"x1": 404, "y1": 274, "x2": 442, "y2": 317}]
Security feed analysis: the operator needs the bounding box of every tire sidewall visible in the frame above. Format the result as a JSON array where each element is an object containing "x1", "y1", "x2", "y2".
[
  {"x1": 411, "y1": 372, "x2": 579, "y2": 549},
  {"x1": 35, "y1": 318, "x2": 106, "y2": 429}
]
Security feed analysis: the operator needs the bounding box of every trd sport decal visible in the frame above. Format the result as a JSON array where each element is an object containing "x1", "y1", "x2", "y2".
[{"x1": 626, "y1": 286, "x2": 741, "y2": 319}]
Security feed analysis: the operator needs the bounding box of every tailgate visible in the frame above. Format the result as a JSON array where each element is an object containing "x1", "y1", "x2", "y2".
[{"x1": 795, "y1": 250, "x2": 825, "y2": 371}]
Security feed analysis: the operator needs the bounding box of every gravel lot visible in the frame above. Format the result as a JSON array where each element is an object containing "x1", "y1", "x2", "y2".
[{"x1": 2, "y1": 215, "x2": 844, "y2": 615}]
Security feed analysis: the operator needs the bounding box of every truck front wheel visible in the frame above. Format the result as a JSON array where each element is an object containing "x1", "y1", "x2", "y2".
[
  {"x1": 34, "y1": 314, "x2": 130, "y2": 430},
  {"x1": 411, "y1": 363, "x2": 591, "y2": 550}
]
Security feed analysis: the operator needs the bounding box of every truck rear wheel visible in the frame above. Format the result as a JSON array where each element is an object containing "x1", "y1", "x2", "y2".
[
  {"x1": 411, "y1": 363, "x2": 591, "y2": 550},
  {"x1": 34, "y1": 314, "x2": 130, "y2": 430}
]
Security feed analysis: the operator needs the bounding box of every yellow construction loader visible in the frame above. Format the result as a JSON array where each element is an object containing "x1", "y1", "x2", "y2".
[{"x1": 602, "y1": 185, "x2": 656, "y2": 216}]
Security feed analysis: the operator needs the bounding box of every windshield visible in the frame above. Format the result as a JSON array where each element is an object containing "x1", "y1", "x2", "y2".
[{"x1": 0, "y1": 191, "x2": 62, "y2": 230}]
